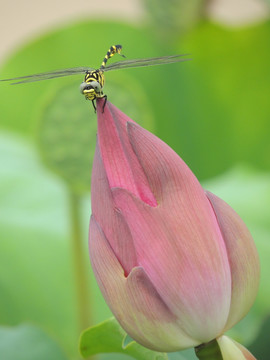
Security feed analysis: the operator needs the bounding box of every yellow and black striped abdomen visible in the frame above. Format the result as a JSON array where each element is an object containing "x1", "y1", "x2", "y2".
[{"x1": 100, "y1": 45, "x2": 123, "y2": 70}]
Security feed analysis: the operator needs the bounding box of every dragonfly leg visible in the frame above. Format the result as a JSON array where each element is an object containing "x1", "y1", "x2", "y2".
[
  {"x1": 91, "y1": 100, "x2": 96, "y2": 113},
  {"x1": 102, "y1": 95, "x2": 107, "y2": 113}
]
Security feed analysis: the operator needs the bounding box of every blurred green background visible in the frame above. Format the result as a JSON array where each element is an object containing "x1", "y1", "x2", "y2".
[{"x1": 0, "y1": 0, "x2": 270, "y2": 359}]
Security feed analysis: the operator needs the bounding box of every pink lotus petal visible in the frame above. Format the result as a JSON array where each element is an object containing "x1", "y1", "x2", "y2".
[
  {"x1": 206, "y1": 192, "x2": 260, "y2": 331},
  {"x1": 112, "y1": 186, "x2": 231, "y2": 342},
  {"x1": 96, "y1": 100, "x2": 157, "y2": 207},
  {"x1": 90, "y1": 215, "x2": 198, "y2": 351},
  {"x1": 91, "y1": 144, "x2": 137, "y2": 275}
]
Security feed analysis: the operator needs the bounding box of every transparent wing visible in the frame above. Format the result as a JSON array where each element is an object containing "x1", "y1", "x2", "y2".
[
  {"x1": 0, "y1": 54, "x2": 190, "y2": 84},
  {"x1": 0, "y1": 66, "x2": 94, "y2": 85},
  {"x1": 104, "y1": 54, "x2": 191, "y2": 72}
]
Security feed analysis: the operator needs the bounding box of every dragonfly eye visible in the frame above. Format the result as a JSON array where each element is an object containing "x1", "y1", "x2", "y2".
[
  {"x1": 80, "y1": 82, "x2": 91, "y2": 94},
  {"x1": 80, "y1": 81, "x2": 101, "y2": 94},
  {"x1": 90, "y1": 81, "x2": 101, "y2": 92}
]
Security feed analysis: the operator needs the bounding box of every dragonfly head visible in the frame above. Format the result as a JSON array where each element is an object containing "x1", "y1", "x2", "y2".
[{"x1": 80, "y1": 81, "x2": 102, "y2": 100}]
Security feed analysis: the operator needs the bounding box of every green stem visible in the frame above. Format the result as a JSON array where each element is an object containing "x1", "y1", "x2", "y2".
[
  {"x1": 195, "y1": 339, "x2": 223, "y2": 360},
  {"x1": 69, "y1": 191, "x2": 91, "y2": 333}
]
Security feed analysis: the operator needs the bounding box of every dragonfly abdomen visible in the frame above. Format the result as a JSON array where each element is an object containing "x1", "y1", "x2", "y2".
[{"x1": 100, "y1": 45, "x2": 124, "y2": 70}]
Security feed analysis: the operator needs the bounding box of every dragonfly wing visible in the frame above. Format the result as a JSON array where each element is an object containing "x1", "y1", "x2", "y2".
[
  {"x1": 0, "y1": 67, "x2": 94, "y2": 84},
  {"x1": 103, "y1": 54, "x2": 191, "y2": 72}
]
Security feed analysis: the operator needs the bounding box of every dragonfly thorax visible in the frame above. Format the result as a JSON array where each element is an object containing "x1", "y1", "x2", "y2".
[{"x1": 85, "y1": 69, "x2": 104, "y2": 88}]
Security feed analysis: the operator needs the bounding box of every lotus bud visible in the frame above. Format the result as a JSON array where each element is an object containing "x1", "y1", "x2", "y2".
[{"x1": 89, "y1": 99, "x2": 260, "y2": 353}]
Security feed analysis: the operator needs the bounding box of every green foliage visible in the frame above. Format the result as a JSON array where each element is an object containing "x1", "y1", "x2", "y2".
[
  {"x1": 142, "y1": 0, "x2": 204, "y2": 40},
  {"x1": 154, "y1": 21, "x2": 270, "y2": 180},
  {"x1": 249, "y1": 315, "x2": 270, "y2": 360},
  {"x1": 0, "y1": 133, "x2": 129, "y2": 359},
  {"x1": 36, "y1": 81, "x2": 97, "y2": 195},
  {"x1": 80, "y1": 317, "x2": 168, "y2": 360},
  {"x1": 0, "y1": 134, "x2": 78, "y2": 356},
  {"x1": 169, "y1": 349, "x2": 197, "y2": 360},
  {"x1": 0, "y1": 324, "x2": 68, "y2": 360},
  {"x1": 0, "y1": 21, "x2": 156, "y2": 136}
]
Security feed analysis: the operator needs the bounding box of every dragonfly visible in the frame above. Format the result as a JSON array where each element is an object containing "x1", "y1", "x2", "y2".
[{"x1": 1, "y1": 45, "x2": 190, "y2": 112}]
